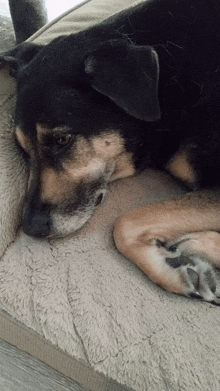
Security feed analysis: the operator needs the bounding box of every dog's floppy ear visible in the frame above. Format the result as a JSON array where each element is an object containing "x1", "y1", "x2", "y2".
[
  {"x1": 0, "y1": 42, "x2": 43, "y2": 76},
  {"x1": 85, "y1": 40, "x2": 160, "y2": 121}
]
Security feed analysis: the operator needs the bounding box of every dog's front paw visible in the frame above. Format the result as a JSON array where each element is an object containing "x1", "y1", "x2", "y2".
[{"x1": 164, "y1": 236, "x2": 220, "y2": 305}]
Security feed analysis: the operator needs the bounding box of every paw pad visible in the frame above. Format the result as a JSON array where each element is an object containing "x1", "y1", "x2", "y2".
[{"x1": 164, "y1": 241, "x2": 220, "y2": 305}]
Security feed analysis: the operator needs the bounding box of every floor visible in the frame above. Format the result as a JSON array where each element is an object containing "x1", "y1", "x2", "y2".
[{"x1": 0, "y1": 339, "x2": 90, "y2": 391}]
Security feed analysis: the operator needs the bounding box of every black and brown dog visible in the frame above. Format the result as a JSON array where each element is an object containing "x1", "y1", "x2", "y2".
[{"x1": 1, "y1": 0, "x2": 220, "y2": 304}]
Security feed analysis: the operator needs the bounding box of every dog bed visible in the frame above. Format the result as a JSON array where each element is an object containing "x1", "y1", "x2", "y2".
[{"x1": 0, "y1": 1, "x2": 220, "y2": 390}]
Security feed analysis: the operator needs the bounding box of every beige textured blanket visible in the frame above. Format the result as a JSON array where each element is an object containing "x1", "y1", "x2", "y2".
[{"x1": 1, "y1": 1, "x2": 220, "y2": 390}]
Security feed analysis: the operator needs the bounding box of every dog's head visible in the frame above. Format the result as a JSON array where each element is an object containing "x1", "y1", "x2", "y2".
[{"x1": 0, "y1": 37, "x2": 160, "y2": 239}]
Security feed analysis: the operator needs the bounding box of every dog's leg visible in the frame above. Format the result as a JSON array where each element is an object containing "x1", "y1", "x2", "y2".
[{"x1": 114, "y1": 189, "x2": 220, "y2": 304}]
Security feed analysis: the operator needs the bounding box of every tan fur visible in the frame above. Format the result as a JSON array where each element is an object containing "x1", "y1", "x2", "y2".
[
  {"x1": 91, "y1": 132, "x2": 125, "y2": 157},
  {"x1": 39, "y1": 130, "x2": 135, "y2": 202},
  {"x1": 16, "y1": 124, "x2": 136, "y2": 203},
  {"x1": 166, "y1": 148, "x2": 197, "y2": 186},
  {"x1": 110, "y1": 152, "x2": 136, "y2": 181},
  {"x1": 65, "y1": 133, "x2": 135, "y2": 181},
  {"x1": 16, "y1": 127, "x2": 31, "y2": 154},
  {"x1": 91, "y1": 132, "x2": 135, "y2": 180},
  {"x1": 41, "y1": 168, "x2": 72, "y2": 203},
  {"x1": 114, "y1": 191, "x2": 220, "y2": 298},
  {"x1": 36, "y1": 125, "x2": 135, "y2": 178}
]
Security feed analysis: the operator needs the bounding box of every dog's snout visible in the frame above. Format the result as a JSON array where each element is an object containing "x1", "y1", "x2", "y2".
[{"x1": 23, "y1": 206, "x2": 51, "y2": 238}]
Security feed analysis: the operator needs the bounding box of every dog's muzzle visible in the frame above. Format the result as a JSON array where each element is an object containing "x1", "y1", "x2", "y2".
[{"x1": 22, "y1": 188, "x2": 106, "y2": 239}]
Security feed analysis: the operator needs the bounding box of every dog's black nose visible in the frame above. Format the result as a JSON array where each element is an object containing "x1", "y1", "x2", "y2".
[{"x1": 23, "y1": 207, "x2": 51, "y2": 237}]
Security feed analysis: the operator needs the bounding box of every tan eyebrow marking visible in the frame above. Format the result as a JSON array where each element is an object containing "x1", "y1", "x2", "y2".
[
  {"x1": 110, "y1": 151, "x2": 136, "y2": 181},
  {"x1": 36, "y1": 123, "x2": 72, "y2": 141},
  {"x1": 16, "y1": 127, "x2": 31, "y2": 154},
  {"x1": 90, "y1": 132, "x2": 125, "y2": 158}
]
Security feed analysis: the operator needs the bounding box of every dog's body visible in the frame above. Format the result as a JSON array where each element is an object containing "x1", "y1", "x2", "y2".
[{"x1": 1, "y1": 0, "x2": 220, "y2": 304}]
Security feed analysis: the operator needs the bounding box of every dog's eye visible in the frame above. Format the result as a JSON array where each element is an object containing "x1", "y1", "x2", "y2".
[{"x1": 55, "y1": 134, "x2": 72, "y2": 146}]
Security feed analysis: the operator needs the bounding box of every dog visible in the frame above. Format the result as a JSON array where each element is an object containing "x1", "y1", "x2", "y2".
[{"x1": 1, "y1": 0, "x2": 220, "y2": 304}]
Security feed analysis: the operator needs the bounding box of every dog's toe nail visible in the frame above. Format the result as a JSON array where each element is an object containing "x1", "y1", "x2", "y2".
[
  {"x1": 210, "y1": 300, "x2": 220, "y2": 306},
  {"x1": 189, "y1": 292, "x2": 203, "y2": 300}
]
